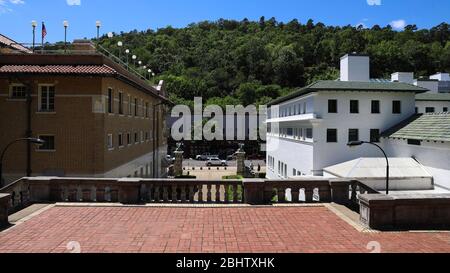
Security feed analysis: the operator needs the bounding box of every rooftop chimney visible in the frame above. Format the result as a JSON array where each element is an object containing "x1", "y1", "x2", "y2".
[
  {"x1": 340, "y1": 53, "x2": 370, "y2": 82},
  {"x1": 391, "y1": 72, "x2": 414, "y2": 84},
  {"x1": 430, "y1": 72, "x2": 450, "y2": 82}
]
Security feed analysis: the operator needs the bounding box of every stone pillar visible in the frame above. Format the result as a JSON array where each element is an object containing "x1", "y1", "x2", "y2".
[
  {"x1": 329, "y1": 179, "x2": 351, "y2": 205},
  {"x1": 242, "y1": 179, "x2": 265, "y2": 205},
  {"x1": 0, "y1": 193, "x2": 10, "y2": 228},
  {"x1": 174, "y1": 151, "x2": 184, "y2": 177},
  {"x1": 236, "y1": 152, "x2": 246, "y2": 176}
]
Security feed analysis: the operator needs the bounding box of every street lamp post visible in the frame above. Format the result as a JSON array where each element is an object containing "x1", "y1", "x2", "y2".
[
  {"x1": 96, "y1": 21, "x2": 101, "y2": 40},
  {"x1": 125, "y1": 49, "x2": 130, "y2": 68},
  {"x1": 0, "y1": 138, "x2": 45, "y2": 188},
  {"x1": 132, "y1": 55, "x2": 137, "y2": 67},
  {"x1": 63, "y1": 20, "x2": 69, "y2": 53},
  {"x1": 117, "y1": 41, "x2": 123, "y2": 60},
  {"x1": 31, "y1": 20, "x2": 37, "y2": 52},
  {"x1": 347, "y1": 141, "x2": 390, "y2": 195}
]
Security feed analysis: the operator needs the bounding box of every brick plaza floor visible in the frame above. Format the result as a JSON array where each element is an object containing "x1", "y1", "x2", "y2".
[{"x1": 0, "y1": 206, "x2": 449, "y2": 253}]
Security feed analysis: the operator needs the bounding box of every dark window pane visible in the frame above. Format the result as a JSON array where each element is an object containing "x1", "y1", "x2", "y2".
[
  {"x1": 348, "y1": 129, "x2": 359, "y2": 142},
  {"x1": 39, "y1": 136, "x2": 55, "y2": 150},
  {"x1": 407, "y1": 139, "x2": 421, "y2": 146},
  {"x1": 328, "y1": 100, "x2": 337, "y2": 113},
  {"x1": 425, "y1": 107, "x2": 435, "y2": 113},
  {"x1": 350, "y1": 100, "x2": 359, "y2": 114},
  {"x1": 370, "y1": 129, "x2": 380, "y2": 143},
  {"x1": 393, "y1": 101, "x2": 401, "y2": 114},
  {"x1": 371, "y1": 100, "x2": 380, "y2": 114},
  {"x1": 327, "y1": 129, "x2": 338, "y2": 143}
]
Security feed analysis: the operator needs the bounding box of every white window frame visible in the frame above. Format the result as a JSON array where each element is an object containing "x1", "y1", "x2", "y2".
[
  {"x1": 9, "y1": 83, "x2": 27, "y2": 99},
  {"x1": 38, "y1": 84, "x2": 56, "y2": 113},
  {"x1": 107, "y1": 134, "x2": 114, "y2": 150}
]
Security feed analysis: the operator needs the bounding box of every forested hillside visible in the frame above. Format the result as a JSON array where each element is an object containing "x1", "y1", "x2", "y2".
[{"x1": 98, "y1": 18, "x2": 450, "y2": 107}]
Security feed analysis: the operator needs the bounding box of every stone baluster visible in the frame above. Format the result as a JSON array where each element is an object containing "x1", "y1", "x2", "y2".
[
  {"x1": 172, "y1": 185, "x2": 178, "y2": 203},
  {"x1": 96, "y1": 188, "x2": 105, "y2": 202},
  {"x1": 110, "y1": 189, "x2": 119, "y2": 202},
  {"x1": 224, "y1": 184, "x2": 230, "y2": 203},
  {"x1": 82, "y1": 188, "x2": 92, "y2": 202},
  {"x1": 305, "y1": 187, "x2": 314, "y2": 203},
  {"x1": 277, "y1": 187, "x2": 285, "y2": 203},
  {"x1": 198, "y1": 185, "x2": 204, "y2": 202},
  {"x1": 207, "y1": 184, "x2": 212, "y2": 203},
  {"x1": 233, "y1": 185, "x2": 239, "y2": 203},
  {"x1": 291, "y1": 187, "x2": 300, "y2": 203},
  {"x1": 163, "y1": 186, "x2": 169, "y2": 202},
  {"x1": 181, "y1": 185, "x2": 187, "y2": 203},
  {"x1": 215, "y1": 184, "x2": 221, "y2": 203},
  {"x1": 189, "y1": 186, "x2": 195, "y2": 203},
  {"x1": 154, "y1": 186, "x2": 160, "y2": 202}
]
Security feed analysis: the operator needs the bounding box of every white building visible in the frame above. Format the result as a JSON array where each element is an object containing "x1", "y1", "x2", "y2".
[
  {"x1": 266, "y1": 54, "x2": 427, "y2": 179},
  {"x1": 415, "y1": 93, "x2": 450, "y2": 114}
]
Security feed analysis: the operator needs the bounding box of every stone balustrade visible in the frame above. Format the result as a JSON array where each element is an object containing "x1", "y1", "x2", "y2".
[{"x1": 0, "y1": 193, "x2": 10, "y2": 228}]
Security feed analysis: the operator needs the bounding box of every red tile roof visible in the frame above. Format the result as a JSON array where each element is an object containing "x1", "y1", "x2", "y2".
[
  {"x1": 0, "y1": 34, "x2": 33, "y2": 53},
  {"x1": 0, "y1": 64, "x2": 117, "y2": 75}
]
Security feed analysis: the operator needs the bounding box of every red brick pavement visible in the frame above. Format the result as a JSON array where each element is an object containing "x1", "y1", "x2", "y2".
[{"x1": 0, "y1": 206, "x2": 449, "y2": 253}]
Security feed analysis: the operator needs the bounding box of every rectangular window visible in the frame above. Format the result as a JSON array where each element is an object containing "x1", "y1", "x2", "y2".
[
  {"x1": 107, "y1": 88, "x2": 113, "y2": 114},
  {"x1": 118, "y1": 92, "x2": 124, "y2": 115},
  {"x1": 393, "y1": 101, "x2": 401, "y2": 114},
  {"x1": 306, "y1": 128, "x2": 313, "y2": 139},
  {"x1": 425, "y1": 107, "x2": 435, "y2": 113},
  {"x1": 118, "y1": 133, "x2": 124, "y2": 147},
  {"x1": 407, "y1": 139, "x2": 421, "y2": 146},
  {"x1": 328, "y1": 99, "x2": 338, "y2": 113},
  {"x1": 327, "y1": 129, "x2": 338, "y2": 143},
  {"x1": 145, "y1": 132, "x2": 149, "y2": 141},
  {"x1": 134, "y1": 132, "x2": 139, "y2": 144},
  {"x1": 127, "y1": 133, "x2": 131, "y2": 145},
  {"x1": 371, "y1": 100, "x2": 380, "y2": 114},
  {"x1": 141, "y1": 131, "x2": 144, "y2": 143},
  {"x1": 128, "y1": 95, "x2": 132, "y2": 116},
  {"x1": 39, "y1": 85, "x2": 55, "y2": 112},
  {"x1": 134, "y1": 98, "x2": 138, "y2": 116},
  {"x1": 370, "y1": 129, "x2": 380, "y2": 143},
  {"x1": 38, "y1": 135, "x2": 55, "y2": 151},
  {"x1": 10, "y1": 84, "x2": 27, "y2": 99},
  {"x1": 350, "y1": 100, "x2": 359, "y2": 114},
  {"x1": 145, "y1": 102, "x2": 149, "y2": 118},
  {"x1": 348, "y1": 129, "x2": 359, "y2": 142},
  {"x1": 293, "y1": 169, "x2": 297, "y2": 176},
  {"x1": 444, "y1": 107, "x2": 448, "y2": 112},
  {"x1": 107, "y1": 134, "x2": 114, "y2": 150}
]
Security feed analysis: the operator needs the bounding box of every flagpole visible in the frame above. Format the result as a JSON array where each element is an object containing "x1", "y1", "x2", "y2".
[{"x1": 41, "y1": 22, "x2": 44, "y2": 54}]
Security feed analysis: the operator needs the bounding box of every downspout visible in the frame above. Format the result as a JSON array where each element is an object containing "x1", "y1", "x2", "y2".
[{"x1": 26, "y1": 83, "x2": 32, "y2": 176}]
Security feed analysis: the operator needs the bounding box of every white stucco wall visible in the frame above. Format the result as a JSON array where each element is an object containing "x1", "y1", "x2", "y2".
[
  {"x1": 266, "y1": 135, "x2": 314, "y2": 179},
  {"x1": 313, "y1": 91, "x2": 416, "y2": 173},
  {"x1": 416, "y1": 100, "x2": 450, "y2": 113},
  {"x1": 382, "y1": 138, "x2": 450, "y2": 189}
]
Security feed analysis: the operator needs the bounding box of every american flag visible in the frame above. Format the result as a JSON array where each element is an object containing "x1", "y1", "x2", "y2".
[{"x1": 42, "y1": 22, "x2": 47, "y2": 39}]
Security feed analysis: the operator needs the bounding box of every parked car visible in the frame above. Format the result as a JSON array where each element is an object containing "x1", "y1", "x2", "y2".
[
  {"x1": 196, "y1": 153, "x2": 211, "y2": 161},
  {"x1": 206, "y1": 157, "x2": 228, "y2": 166}
]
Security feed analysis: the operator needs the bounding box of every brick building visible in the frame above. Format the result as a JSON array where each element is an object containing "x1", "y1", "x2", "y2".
[{"x1": 0, "y1": 41, "x2": 171, "y2": 185}]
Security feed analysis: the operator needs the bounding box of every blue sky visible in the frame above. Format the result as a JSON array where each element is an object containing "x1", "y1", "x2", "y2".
[{"x1": 0, "y1": 0, "x2": 449, "y2": 43}]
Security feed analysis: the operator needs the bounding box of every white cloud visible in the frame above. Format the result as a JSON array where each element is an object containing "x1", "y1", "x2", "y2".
[
  {"x1": 390, "y1": 19, "x2": 406, "y2": 30},
  {"x1": 367, "y1": 0, "x2": 381, "y2": 5},
  {"x1": 0, "y1": 0, "x2": 24, "y2": 13},
  {"x1": 66, "y1": 0, "x2": 81, "y2": 5}
]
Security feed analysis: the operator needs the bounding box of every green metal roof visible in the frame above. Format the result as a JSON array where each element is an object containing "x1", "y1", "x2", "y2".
[
  {"x1": 268, "y1": 80, "x2": 428, "y2": 106},
  {"x1": 416, "y1": 93, "x2": 450, "y2": 101},
  {"x1": 382, "y1": 113, "x2": 450, "y2": 142}
]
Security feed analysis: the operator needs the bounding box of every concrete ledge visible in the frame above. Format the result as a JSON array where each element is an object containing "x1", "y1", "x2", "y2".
[
  {"x1": 359, "y1": 193, "x2": 450, "y2": 230},
  {"x1": 0, "y1": 193, "x2": 10, "y2": 228}
]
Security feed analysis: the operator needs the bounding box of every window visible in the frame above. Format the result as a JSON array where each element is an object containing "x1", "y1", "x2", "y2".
[
  {"x1": 134, "y1": 98, "x2": 138, "y2": 116},
  {"x1": 350, "y1": 100, "x2": 359, "y2": 114},
  {"x1": 393, "y1": 101, "x2": 401, "y2": 114},
  {"x1": 145, "y1": 132, "x2": 149, "y2": 141},
  {"x1": 444, "y1": 107, "x2": 448, "y2": 112},
  {"x1": 127, "y1": 133, "x2": 131, "y2": 145},
  {"x1": 118, "y1": 133, "x2": 124, "y2": 147},
  {"x1": 128, "y1": 95, "x2": 132, "y2": 116},
  {"x1": 38, "y1": 135, "x2": 55, "y2": 151},
  {"x1": 107, "y1": 134, "x2": 114, "y2": 150},
  {"x1": 407, "y1": 139, "x2": 421, "y2": 146},
  {"x1": 370, "y1": 129, "x2": 380, "y2": 143},
  {"x1": 348, "y1": 129, "x2": 359, "y2": 142},
  {"x1": 107, "y1": 88, "x2": 113, "y2": 114},
  {"x1": 10, "y1": 84, "x2": 27, "y2": 99},
  {"x1": 39, "y1": 85, "x2": 55, "y2": 112},
  {"x1": 145, "y1": 102, "x2": 149, "y2": 118},
  {"x1": 306, "y1": 128, "x2": 313, "y2": 139},
  {"x1": 425, "y1": 107, "x2": 435, "y2": 113},
  {"x1": 327, "y1": 129, "x2": 338, "y2": 143},
  {"x1": 118, "y1": 92, "x2": 124, "y2": 115},
  {"x1": 141, "y1": 131, "x2": 144, "y2": 143},
  {"x1": 328, "y1": 100, "x2": 338, "y2": 113},
  {"x1": 134, "y1": 132, "x2": 139, "y2": 144},
  {"x1": 371, "y1": 100, "x2": 380, "y2": 114},
  {"x1": 293, "y1": 169, "x2": 297, "y2": 176}
]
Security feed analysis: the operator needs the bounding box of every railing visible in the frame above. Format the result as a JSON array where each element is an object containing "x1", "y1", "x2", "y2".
[
  {"x1": 350, "y1": 180, "x2": 379, "y2": 209},
  {"x1": 141, "y1": 179, "x2": 243, "y2": 203},
  {"x1": 0, "y1": 177, "x2": 379, "y2": 216}
]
